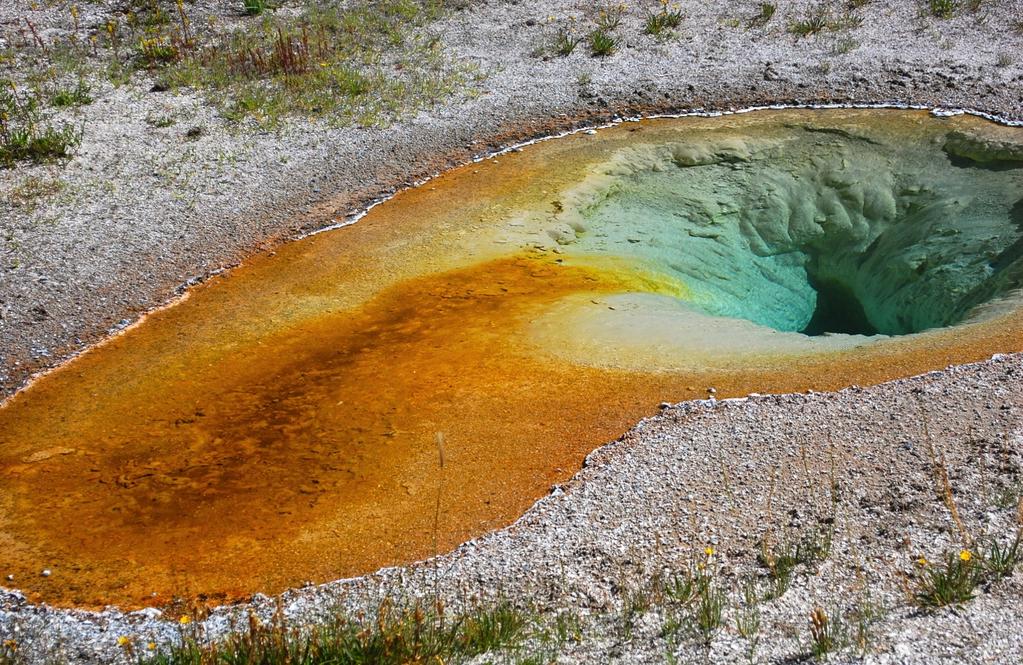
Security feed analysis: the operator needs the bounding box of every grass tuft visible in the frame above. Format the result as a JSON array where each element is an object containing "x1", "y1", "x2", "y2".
[
  {"x1": 243, "y1": 0, "x2": 268, "y2": 16},
  {"x1": 789, "y1": 6, "x2": 829, "y2": 35},
  {"x1": 50, "y1": 80, "x2": 93, "y2": 107},
  {"x1": 788, "y1": 4, "x2": 861, "y2": 36},
  {"x1": 644, "y1": 2, "x2": 684, "y2": 38},
  {"x1": 692, "y1": 579, "x2": 725, "y2": 644},
  {"x1": 809, "y1": 606, "x2": 847, "y2": 660},
  {"x1": 914, "y1": 549, "x2": 982, "y2": 608},
  {"x1": 588, "y1": 28, "x2": 617, "y2": 57},
  {"x1": 1, "y1": 83, "x2": 81, "y2": 168},
  {"x1": 595, "y1": 3, "x2": 626, "y2": 32},
  {"x1": 748, "y1": 2, "x2": 776, "y2": 28},
  {"x1": 735, "y1": 584, "x2": 761, "y2": 665},
  {"x1": 930, "y1": 0, "x2": 956, "y2": 18},
  {"x1": 554, "y1": 28, "x2": 583, "y2": 56},
  {"x1": 759, "y1": 525, "x2": 832, "y2": 600},
  {"x1": 5, "y1": 176, "x2": 64, "y2": 211},
  {"x1": 142, "y1": 598, "x2": 530, "y2": 665},
  {"x1": 982, "y1": 533, "x2": 1022, "y2": 582}
]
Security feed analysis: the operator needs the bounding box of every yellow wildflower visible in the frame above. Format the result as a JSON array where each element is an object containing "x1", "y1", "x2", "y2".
[
  {"x1": 117, "y1": 636, "x2": 130, "y2": 647},
  {"x1": 148, "y1": 642, "x2": 157, "y2": 651},
  {"x1": 704, "y1": 545, "x2": 715, "y2": 557},
  {"x1": 179, "y1": 615, "x2": 192, "y2": 625},
  {"x1": 917, "y1": 556, "x2": 928, "y2": 567},
  {"x1": 959, "y1": 549, "x2": 972, "y2": 562}
]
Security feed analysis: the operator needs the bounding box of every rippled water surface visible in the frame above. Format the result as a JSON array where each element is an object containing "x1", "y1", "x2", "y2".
[{"x1": 2, "y1": 110, "x2": 1022, "y2": 609}]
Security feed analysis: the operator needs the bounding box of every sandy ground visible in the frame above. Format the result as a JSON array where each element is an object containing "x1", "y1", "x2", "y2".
[{"x1": 3, "y1": 0, "x2": 1023, "y2": 662}]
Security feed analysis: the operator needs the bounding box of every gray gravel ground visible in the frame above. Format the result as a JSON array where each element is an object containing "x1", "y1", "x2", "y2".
[{"x1": 3, "y1": 0, "x2": 1023, "y2": 662}]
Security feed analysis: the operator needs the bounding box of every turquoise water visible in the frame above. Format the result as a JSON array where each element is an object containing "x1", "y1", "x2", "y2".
[{"x1": 545, "y1": 123, "x2": 1023, "y2": 336}]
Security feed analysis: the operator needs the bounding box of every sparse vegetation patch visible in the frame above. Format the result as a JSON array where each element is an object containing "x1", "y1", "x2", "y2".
[
  {"x1": 748, "y1": 2, "x2": 776, "y2": 28},
  {"x1": 140, "y1": 599, "x2": 533, "y2": 665},
  {"x1": 929, "y1": 0, "x2": 957, "y2": 19},
  {"x1": 588, "y1": 28, "x2": 618, "y2": 57},
  {"x1": 644, "y1": 1, "x2": 684, "y2": 39},
  {"x1": 2, "y1": 0, "x2": 476, "y2": 130},
  {"x1": 0, "y1": 81, "x2": 81, "y2": 168}
]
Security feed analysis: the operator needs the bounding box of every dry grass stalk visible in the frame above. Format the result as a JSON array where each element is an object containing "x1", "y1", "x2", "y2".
[
  {"x1": 759, "y1": 464, "x2": 780, "y2": 569},
  {"x1": 918, "y1": 400, "x2": 973, "y2": 546}
]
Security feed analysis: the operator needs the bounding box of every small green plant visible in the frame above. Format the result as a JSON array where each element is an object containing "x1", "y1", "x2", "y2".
[
  {"x1": 759, "y1": 525, "x2": 832, "y2": 599},
  {"x1": 146, "y1": 113, "x2": 176, "y2": 128},
  {"x1": 595, "y1": 3, "x2": 626, "y2": 31},
  {"x1": 588, "y1": 28, "x2": 617, "y2": 56},
  {"x1": 135, "y1": 0, "x2": 172, "y2": 27},
  {"x1": 138, "y1": 36, "x2": 181, "y2": 66},
  {"x1": 914, "y1": 549, "x2": 982, "y2": 608},
  {"x1": 763, "y1": 553, "x2": 796, "y2": 599},
  {"x1": 832, "y1": 11, "x2": 863, "y2": 29},
  {"x1": 243, "y1": 0, "x2": 267, "y2": 16},
  {"x1": 693, "y1": 579, "x2": 725, "y2": 644},
  {"x1": 552, "y1": 610, "x2": 583, "y2": 644},
  {"x1": 644, "y1": 2, "x2": 684, "y2": 38},
  {"x1": 994, "y1": 481, "x2": 1023, "y2": 508},
  {"x1": 930, "y1": 0, "x2": 956, "y2": 18},
  {"x1": 748, "y1": 2, "x2": 776, "y2": 28},
  {"x1": 458, "y1": 601, "x2": 530, "y2": 654},
  {"x1": 735, "y1": 579, "x2": 761, "y2": 664},
  {"x1": 553, "y1": 28, "x2": 582, "y2": 56},
  {"x1": 50, "y1": 80, "x2": 93, "y2": 107},
  {"x1": 850, "y1": 594, "x2": 885, "y2": 657},
  {"x1": 661, "y1": 556, "x2": 722, "y2": 645},
  {"x1": 6, "y1": 176, "x2": 63, "y2": 210},
  {"x1": 663, "y1": 568, "x2": 704, "y2": 605},
  {"x1": 833, "y1": 36, "x2": 859, "y2": 54},
  {"x1": 1, "y1": 83, "x2": 82, "y2": 168},
  {"x1": 789, "y1": 6, "x2": 829, "y2": 35},
  {"x1": 982, "y1": 533, "x2": 1022, "y2": 581},
  {"x1": 619, "y1": 582, "x2": 657, "y2": 640},
  {"x1": 809, "y1": 606, "x2": 847, "y2": 660}
]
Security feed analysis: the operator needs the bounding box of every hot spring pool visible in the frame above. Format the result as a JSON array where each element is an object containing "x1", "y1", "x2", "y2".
[{"x1": 1, "y1": 109, "x2": 1022, "y2": 609}]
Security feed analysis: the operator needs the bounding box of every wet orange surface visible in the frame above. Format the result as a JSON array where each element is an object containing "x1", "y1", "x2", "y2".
[{"x1": 1, "y1": 110, "x2": 1022, "y2": 610}]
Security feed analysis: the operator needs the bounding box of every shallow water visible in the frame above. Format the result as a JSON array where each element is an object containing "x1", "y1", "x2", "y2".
[{"x1": 2, "y1": 110, "x2": 1022, "y2": 609}]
